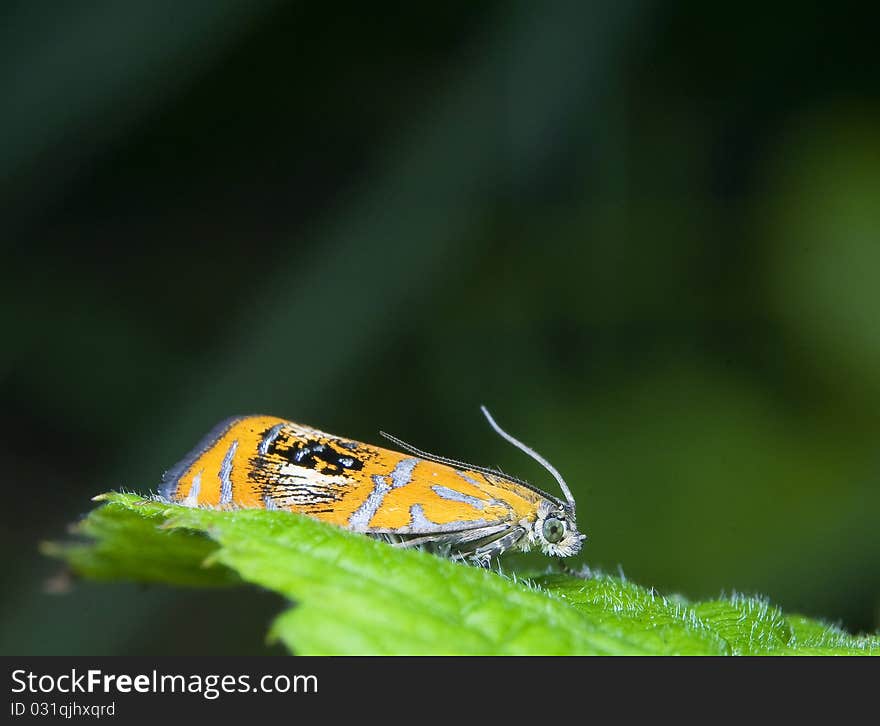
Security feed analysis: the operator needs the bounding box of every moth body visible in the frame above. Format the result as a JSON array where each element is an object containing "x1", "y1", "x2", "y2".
[{"x1": 159, "y1": 412, "x2": 585, "y2": 563}]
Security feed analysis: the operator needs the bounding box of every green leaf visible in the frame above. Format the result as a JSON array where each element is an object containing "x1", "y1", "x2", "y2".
[{"x1": 44, "y1": 493, "x2": 879, "y2": 655}]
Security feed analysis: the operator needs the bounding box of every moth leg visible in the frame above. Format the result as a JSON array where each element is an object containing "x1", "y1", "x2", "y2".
[
  {"x1": 386, "y1": 524, "x2": 510, "y2": 550},
  {"x1": 376, "y1": 524, "x2": 526, "y2": 565},
  {"x1": 387, "y1": 533, "x2": 463, "y2": 549},
  {"x1": 468, "y1": 526, "x2": 527, "y2": 566}
]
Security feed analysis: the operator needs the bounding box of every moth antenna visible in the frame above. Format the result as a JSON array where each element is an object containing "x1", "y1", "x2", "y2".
[{"x1": 479, "y1": 405, "x2": 576, "y2": 512}]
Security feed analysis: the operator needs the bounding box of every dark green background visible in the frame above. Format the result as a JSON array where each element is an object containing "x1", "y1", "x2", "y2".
[{"x1": 2, "y1": 1, "x2": 878, "y2": 655}]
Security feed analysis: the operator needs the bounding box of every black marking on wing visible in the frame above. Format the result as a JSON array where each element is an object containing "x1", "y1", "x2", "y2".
[
  {"x1": 265, "y1": 436, "x2": 365, "y2": 476},
  {"x1": 263, "y1": 481, "x2": 348, "y2": 506},
  {"x1": 245, "y1": 457, "x2": 351, "y2": 506}
]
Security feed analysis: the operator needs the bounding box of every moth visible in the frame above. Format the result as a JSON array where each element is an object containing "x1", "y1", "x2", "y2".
[{"x1": 158, "y1": 406, "x2": 585, "y2": 564}]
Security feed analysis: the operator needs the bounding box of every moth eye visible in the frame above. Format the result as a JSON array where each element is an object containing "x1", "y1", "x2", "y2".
[{"x1": 542, "y1": 517, "x2": 566, "y2": 544}]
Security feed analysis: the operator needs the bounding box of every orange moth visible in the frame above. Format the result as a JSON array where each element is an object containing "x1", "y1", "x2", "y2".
[{"x1": 159, "y1": 406, "x2": 585, "y2": 563}]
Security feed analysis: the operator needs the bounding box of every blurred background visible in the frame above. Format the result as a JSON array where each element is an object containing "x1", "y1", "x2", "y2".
[{"x1": 2, "y1": 0, "x2": 879, "y2": 655}]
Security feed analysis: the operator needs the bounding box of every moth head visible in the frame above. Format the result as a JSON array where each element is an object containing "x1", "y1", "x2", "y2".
[
  {"x1": 530, "y1": 500, "x2": 585, "y2": 557},
  {"x1": 479, "y1": 406, "x2": 586, "y2": 558}
]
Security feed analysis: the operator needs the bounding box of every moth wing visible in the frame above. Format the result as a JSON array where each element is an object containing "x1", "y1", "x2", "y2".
[{"x1": 161, "y1": 416, "x2": 532, "y2": 543}]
